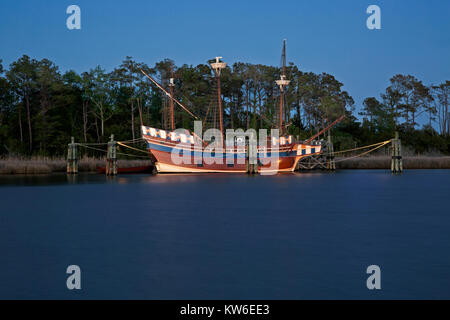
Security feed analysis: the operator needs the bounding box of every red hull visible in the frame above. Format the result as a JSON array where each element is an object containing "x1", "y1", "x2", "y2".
[
  {"x1": 149, "y1": 148, "x2": 299, "y2": 173},
  {"x1": 142, "y1": 126, "x2": 322, "y2": 174}
]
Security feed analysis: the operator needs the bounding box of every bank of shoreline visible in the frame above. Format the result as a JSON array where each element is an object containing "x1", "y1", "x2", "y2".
[
  {"x1": 335, "y1": 156, "x2": 450, "y2": 170},
  {"x1": 1, "y1": 156, "x2": 450, "y2": 175},
  {"x1": 0, "y1": 158, "x2": 152, "y2": 175}
]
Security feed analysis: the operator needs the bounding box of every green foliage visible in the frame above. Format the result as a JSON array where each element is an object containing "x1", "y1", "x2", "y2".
[{"x1": 0, "y1": 55, "x2": 449, "y2": 156}]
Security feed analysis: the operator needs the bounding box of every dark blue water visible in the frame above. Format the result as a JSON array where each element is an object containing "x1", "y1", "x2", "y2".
[{"x1": 1, "y1": 170, "x2": 449, "y2": 299}]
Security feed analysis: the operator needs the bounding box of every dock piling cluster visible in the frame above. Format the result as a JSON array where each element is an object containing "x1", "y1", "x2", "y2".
[
  {"x1": 246, "y1": 140, "x2": 258, "y2": 175},
  {"x1": 391, "y1": 131, "x2": 403, "y2": 173},
  {"x1": 326, "y1": 133, "x2": 336, "y2": 171},
  {"x1": 67, "y1": 137, "x2": 78, "y2": 174},
  {"x1": 106, "y1": 134, "x2": 118, "y2": 176}
]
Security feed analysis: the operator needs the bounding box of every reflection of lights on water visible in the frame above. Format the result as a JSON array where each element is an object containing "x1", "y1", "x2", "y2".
[
  {"x1": 117, "y1": 178, "x2": 128, "y2": 184},
  {"x1": 140, "y1": 173, "x2": 208, "y2": 184}
]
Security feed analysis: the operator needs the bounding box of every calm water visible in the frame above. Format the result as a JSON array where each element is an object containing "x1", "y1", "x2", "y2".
[{"x1": 0, "y1": 170, "x2": 449, "y2": 299}]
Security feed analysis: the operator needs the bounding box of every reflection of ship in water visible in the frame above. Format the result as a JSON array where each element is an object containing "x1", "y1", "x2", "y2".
[{"x1": 140, "y1": 41, "x2": 336, "y2": 173}]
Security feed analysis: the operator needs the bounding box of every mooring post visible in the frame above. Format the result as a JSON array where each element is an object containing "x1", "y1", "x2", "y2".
[
  {"x1": 106, "y1": 134, "x2": 117, "y2": 176},
  {"x1": 391, "y1": 131, "x2": 403, "y2": 173},
  {"x1": 246, "y1": 139, "x2": 258, "y2": 175},
  {"x1": 294, "y1": 135, "x2": 301, "y2": 171},
  {"x1": 67, "y1": 139, "x2": 72, "y2": 174},
  {"x1": 326, "y1": 132, "x2": 336, "y2": 171},
  {"x1": 67, "y1": 137, "x2": 78, "y2": 174}
]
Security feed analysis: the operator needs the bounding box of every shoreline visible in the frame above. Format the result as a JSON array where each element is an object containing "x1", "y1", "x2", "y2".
[
  {"x1": 335, "y1": 156, "x2": 450, "y2": 170},
  {"x1": 1, "y1": 156, "x2": 450, "y2": 175},
  {"x1": 0, "y1": 158, "x2": 152, "y2": 175}
]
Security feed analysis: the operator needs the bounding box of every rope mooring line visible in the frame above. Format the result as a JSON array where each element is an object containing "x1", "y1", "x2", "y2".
[
  {"x1": 117, "y1": 142, "x2": 149, "y2": 154},
  {"x1": 305, "y1": 140, "x2": 392, "y2": 166},
  {"x1": 115, "y1": 152, "x2": 151, "y2": 159},
  {"x1": 118, "y1": 138, "x2": 145, "y2": 144},
  {"x1": 333, "y1": 140, "x2": 392, "y2": 155},
  {"x1": 77, "y1": 142, "x2": 109, "y2": 146},
  {"x1": 78, "y1": 144, "x2": 108, "y2": 153},
  {"x1": 333, "y1": 140, "x2": 392, "y2": 163},
  {"x1": 75, "y1": 138, "x2": 143, "y2": 147},
  {"x1": 78, "y1": 142, "x2": 150, "y2": 159}
]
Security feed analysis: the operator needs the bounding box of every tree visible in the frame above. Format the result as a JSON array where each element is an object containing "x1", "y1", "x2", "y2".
[
  {"x1": 35, "y1": 58, "x2": 61, "y2": 153},
  {"x1": 360, "y1": 97, "x2": 380, "y2": 124},
  {"x1": 381, "y1": 86, "x2": 401, "y2": 130},
  {"x1": 88, "y1": 66, "x2": 113, "y2": 139},
  {"x1": 0, "y1": 54, "x2": 448, "y2": 157},
  {"x1": 433, "y1": 81, "x2": 450, "y2": 136},
  {"x1": 7, "y1": 55, "x2": 38, "y2": 152},
  {"x1": 0, "y1": 60, "x2": 15, "y2": 154},
  {"x1": 111, "y1": 57, "x2": 143, "y2": 140},
  {"x1": 386, "y1": 74, "x2": 434, "y2": 129}
]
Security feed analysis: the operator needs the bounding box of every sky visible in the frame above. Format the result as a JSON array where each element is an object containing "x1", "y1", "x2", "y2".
[{"x1": 0, "y1": 0, "x2": 449, "y2": 122}]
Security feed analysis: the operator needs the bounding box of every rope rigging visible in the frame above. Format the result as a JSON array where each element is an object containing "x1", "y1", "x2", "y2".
[
  {"x1": 76, "y1": 135, "x2": 393, "y2": 168},
  {"x1": 303, "y1": 140, "x2": 392, "y2": 167},
  {"x1": 140, "y1": 69, "x2": 199, "y2": 120},
  {"x1": 332, "y1": 140, "x2": 392, "y2": 155},
  {"x1": 117, "y1": 142, "x2": 149, "y2": 154},
  {"x1": 333, "y1": 140, "x2": 392, "y2": 163},
  {"x1": 76, "y1": 139, "x2": 150, "y2": 159}
]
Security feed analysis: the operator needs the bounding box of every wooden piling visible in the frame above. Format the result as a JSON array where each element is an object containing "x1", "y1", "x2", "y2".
[
  {"x1": 106, "y1": 134, "x2": 117, "y2": 176},
  {"x1": 326, "y1": 132, "x2": 336, "y2": 171},
  {"x1": 67, "y1": 137, "x2": 78, "y2": 174},
  {"x1": 391, "y1": 131, "x2": 403, "y2": 173},
  {"x1": 246, "y1": 140, "x2": 258, "y2": 175}
]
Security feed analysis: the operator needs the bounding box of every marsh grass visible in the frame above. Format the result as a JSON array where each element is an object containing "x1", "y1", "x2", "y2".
[
  {"x1": 336, "y1": 156, "x2": 450, "y2": 169},
  {"x1": 1, "y1": 156, "x2": 450, "y2": 174},
  {"x1": 0, "y1": 157, "x2": 152, "y2": 174}
]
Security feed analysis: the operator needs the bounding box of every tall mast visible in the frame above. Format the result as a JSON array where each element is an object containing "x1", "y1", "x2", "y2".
[
  {"x1": 140, "y1": 69, "x2": 199, "y2": 120},
  {"x1": 282, "y1": 39, "x2": 286, "y2": 76},
  {"x1": 168, "y1": 63, "x2": 175, "y2": 131},
  {"x1": 210, "y1": 57, "x2": 226, "y2": 139},
  {"x1": 276, "y1": 39, "x2": 290, "y2": 135}
]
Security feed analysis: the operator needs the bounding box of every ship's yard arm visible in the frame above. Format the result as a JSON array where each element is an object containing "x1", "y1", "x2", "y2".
[
  {"x1": 139, "y1": 69, "x2": 199, "y2": 120},
  {"x1": 305, "y1": 115, "x2": 346, "y2": 144}
]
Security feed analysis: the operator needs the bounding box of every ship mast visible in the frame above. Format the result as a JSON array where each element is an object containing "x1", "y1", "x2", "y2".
[
  {"x1": 210, "y1": 57, "x2": 226, "y2": 140},
  {"x1": 276, "y1": 39, "x2": 290, "y2": 135},
  {"x1": 168, "y1": 63, "x2": 175, "y2": 131},
  {"x1": 140, "y1": 69, "x2": 199, "y2": 120}
]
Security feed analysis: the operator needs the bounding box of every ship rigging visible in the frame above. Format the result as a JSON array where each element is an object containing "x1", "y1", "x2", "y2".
[{"x1": 138, "y1": 40, "x2": 343, "y2": 173}]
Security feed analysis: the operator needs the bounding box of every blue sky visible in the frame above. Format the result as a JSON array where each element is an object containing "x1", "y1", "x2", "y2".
[{"x1": 0, "y1": 0, "x2": 449, "y2": 120}]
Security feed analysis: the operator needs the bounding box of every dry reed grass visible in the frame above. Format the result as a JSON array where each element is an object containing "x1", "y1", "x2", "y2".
[
  {"x1": 0, "y1": 157, "x2": 152, "y2": 174},
  {"x1": 336, "y1": 156, "x2": 450, "y2": 169},
  {"x1": 1, "y1": 156, "x2": 449, "y2": 174}
]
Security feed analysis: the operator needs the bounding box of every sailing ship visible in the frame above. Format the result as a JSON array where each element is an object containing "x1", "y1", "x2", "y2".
[{"x1": 140, "y1": 40, "x2": 325, "y2": 173}]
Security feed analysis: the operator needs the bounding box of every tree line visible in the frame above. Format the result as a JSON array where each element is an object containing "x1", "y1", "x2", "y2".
[{"x1": 0, "y1": 55, "x2": 449, "y2": 156}]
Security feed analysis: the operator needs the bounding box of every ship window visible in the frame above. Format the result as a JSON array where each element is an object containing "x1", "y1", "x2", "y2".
[
  {"x1": 302, "y1": 149, "x2": 306, "y2": 155},
  {"x1": 197, "y1": 163, "x2": 203, "y2": 167},
  {"x1": 311, "y1": 148, "x2": 316, "y2": 153},
  {"x1": 227, "y1": 163, "x2": 234, "y2": 167}
]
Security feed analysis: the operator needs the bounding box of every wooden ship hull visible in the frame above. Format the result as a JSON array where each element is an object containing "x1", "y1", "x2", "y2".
[
  {"x1": 142, "y1": 126, "x2": 322, "y2": 174},
  {"x1": 137, "y1": 41, "x2": 342, "y2": 175}
]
